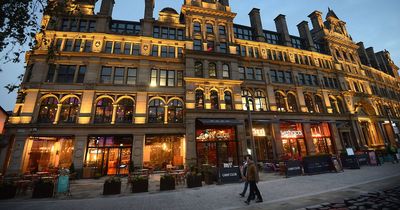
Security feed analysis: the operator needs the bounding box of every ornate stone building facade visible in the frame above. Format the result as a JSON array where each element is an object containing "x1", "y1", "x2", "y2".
[{"x1": 2, "y1": 0, "x2": 400, "y2": 176}]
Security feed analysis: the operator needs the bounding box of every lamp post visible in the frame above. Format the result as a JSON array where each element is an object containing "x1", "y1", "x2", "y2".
[
  {"x1": 384, "y1": 105, "x2": 397, "y2": 145},
  {"x1": 245, "y1": 94, "x2": 258, "y2": 164}
]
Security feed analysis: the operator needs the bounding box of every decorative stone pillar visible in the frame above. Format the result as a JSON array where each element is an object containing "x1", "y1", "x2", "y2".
[
  {"x1": 164, "y1": 105, "x2": 168, "y2": 124},
  {"x1": 111, "y1": 104, "x2": 118, "y2": 124},
  {"x1": 133, "y1": 135, "x2": 145, "y2": 169},
  {"x1": 329, "y1": 123, "x2": 343, "y2": 153},
  {"x1": 303, "y1": 123, "x2": 316, "y2": 155},
  {"x1": 73, "y1": 135, "x2": 87, "y2": 172},
  {"x1": 283, "y1": 97, "x2": 290, "y2": 112},
  {"x1": 185, "y1": 118, "x2": 197, "y2": 166},
  {"x1": 6, "y1": 134, "x2": 28, "y2": 175},
  {"x1": 272, "y1": 123, "x2": 283, "y2": 158},
  {"x1": 53, "y1": 103, "x2": 63, "y2": 124},
  {"x1": 236, "y1": 121, "x2": 247, "y2": 158}
]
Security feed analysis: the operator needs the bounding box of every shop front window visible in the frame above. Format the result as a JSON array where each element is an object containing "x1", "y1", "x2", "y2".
[
  {"x1": 38, "y1": 97, "x2": 58, "y2": 123},
  {"x1": 280, "y1": 123, "x2": 307, "y2": 159},
  {"x1": 253, "y1": 127, "x2": 274, "y2": 161},
  {"x1": 210, "y1": 90, "x2": 219, "y2": 110},
  {"x1": 94, "y1": 98, "x2": 113, "y2": 124},
  {"x1": 85, "y1": 136, "x2": 133, "y2": 175},
  {"x1": 196, "y1": 126, "x2": 238, "y2": 168},
  {"x1": 148, "y1": 99, "x2": 165, "y2": 123},
  {"x1": 144, "y1": 135, "x2": 185, "y2": 170},
  {"x1": 311, "y1": 123, "x2": 334, "y2": 154},
  {"x1": 168, "y1": 99, "x2": 183, "y2": 123},
  {"x1": 24, "y1": 137, "x2": 74, "y2": 173},
  {"x1": 60, "y1": 97, "x2": 80, "y2": 123},
  {"x1": 116, "y1": 98, "x2": 134, "y2": 124},
  {"x1": 195, "y1": 90, "x2": 204, "y2": 109}
]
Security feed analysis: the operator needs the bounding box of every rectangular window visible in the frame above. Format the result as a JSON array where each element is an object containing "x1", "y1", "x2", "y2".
[
  {"x1": 219, "y1": 25, "x2": 226, "y2": 38},
  {"x1": 255, "y1": 48, "x2": 259, "y2": 58},
  {"x1": 178, "y1": 47, "x2": 183, "y2": 58},
  {"x1": 46, "y1": 64, "x2": 56, "y2": 82},
  {"x1": 248, "y1": 47, "x2": 254, "y2": 57},
  {"x1": 152, "y1": 45, "x2": 159, "y2": 56},
  {"x1": 305, "y1": 74, "x2": 312, "y2": 86},
  {"x1": 255, "y1": 68, "x2": 263, "y2": 81},
  {"x1": 150, "y1": 69, "x2": 158, "y2": 86},
  {"x1": 160, "y1": 70, "x2": 167, "y2": 86},
  {"x1": 161, "y1": 46, "x2": 168, "y2": 57},
  {"x1": 177, "y1": 29, "x2": 184, "y2": 40},
  {"x1": 73, "y1": 39, "x2": 82, "y2": 52},
  {"x1": 105, "y1": 41, "x2": 113, "y2": 53},
  {"x1": 124, "y1": 42, "x2": 132, "y2": 55},
  {"x1": 79, "y1": 20, "x2": 87, "y2": 32},
  {"x1": 219, "y1": 43, "x2": 227, "y2": 53},
  {"x1": 61, "y1": 19, "x2": 69, "y2": 31},
  {"x1": 64, "y1": 39, "x2": 73, "y2": 52},
  {"x1": 270, "y1": 70, "x2": 278, "y2": 83},
  {"x1": 126, "y1": 24, "x2": 134, "y2": 34},
  {"x1": 57, "y1": 65, "x2": 76, "y2": 83},
  {"x1": 127, "y1": 68, "x2": 137, "y2": 85},
  {"x1": 239, "y1": 67, "x2": 245, "y2": 80},
  {"x1": 169, "y1": 28, "x2": 176, "y2": 40},
  {"x1": 298, "y1": 73, "x2": 305, "y2": 85},
  {"x1": 312, "y1": 75, "x2": 318, "y2": 86},
  {"x1": 161, "y1": 27, "x2": 168, "y2": 39},
  {"x1": 246, "y1": 68, "x2": 254, "y2": 80},
  {"x1": 76, "y1": 66, "x2": 86, "y2": 83},
  {"x1": 100, "y1": 67, "x2": 112, "y2": 84},
  {"x1": 168, "y1": 46, "x2": 175, "y2": 58},
  {"x1": 132, "y1": 43, "x2": 141, "y2": 55},
  {"x1": 240, "y1": 46, "x2": 247, "y2": 57},
  {"x1": 70, "y1": 19, "x2": 78, "y2": 31},
  {"x1": 167, "y1": 70, "x2": 175, "y2": 87},
  {"x1": 277, "y1": 71, "x2": 285, "y2": 83},
  {"x1": 194, "y1": 39, "x2": 202, "y2": 51},
  {"x1": 284, "y1": 72, "x2": 292, "y2": 84},
  {"x1": 333, "y1": 78, "x2": 339, "y2": 89},
  {"x1": 153, "y1": 26, "x2": 160, "y2": 38},
  {"x1": 324, "y1": 77, "x2": 329, "y2": 88},
  {"x1": 84, "y1": 40, "x2": 92, "y2": 52},
  {"x1": 88, "y1": 20, "x2": 96, "y2": 32},
  {"x1": 113, "y1": 42, "x2": 121, "y2": 54},
  {"x1": 177, "y1": 71, "x2": 183, "y2": 87},
  {"x1": 114, "y1": 67, "x2": 125, "y2": 84},
  {"x1": 207, "y1": 41, "x2": 214, "y2": 52},
  {"x1": 56, "y1": 38, "x2": 63, "y2": 51},
  {"x1": 206, "y1": 24, "x2": 213, "y2": 34}
]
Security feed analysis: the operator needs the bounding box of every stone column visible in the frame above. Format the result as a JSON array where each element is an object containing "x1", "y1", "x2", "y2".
[
  {"x1": 164, "y1": 105, "x2": 168, "y2": 124},
  {"x1": 272, "y1": 123, "x2": 283, "y2": 158},
  {"x1": 267, "y1": 85, "x2": 277, "y2": 111},
  {"x1": 236, "y1": 121, "x2": 247, "y2": 158},
  {"x1": 111, "y1": 104, "x2": 118, "y2": 124},
  {"x1": 133, "y1": 135, "x2": 144, "y2": 169},
  {"x1": 73, "y1": 135, "x2": 87, "y2": 172},
  {"x1": 6, "y1": 134, "x2": 28, "y2": 175},
  {"x1": 303, "y1": 123, "x2": 316, "y2": 155},
  {"x1": 296, "y1": 87, "x2": 307, "y2": 113},
  {"x1": 185, "y1": 118, "x2": 197, "y2": 166},
  {"x1": 53, "y1": 103, "x2": 63, "y2": 124},
  {"x1": 329, "y1": 123, "x2": 343, "y2": 153}
]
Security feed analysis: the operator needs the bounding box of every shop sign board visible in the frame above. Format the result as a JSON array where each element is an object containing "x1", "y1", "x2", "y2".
[
  {"x1": 303, "y1": 155, "x2": 332, "y2": 174},
  {"x1": 285, "y1": 160, "x2": 303, "y2": 178},
  {"x1": 281, "y1": 130, "x2": 303, "y2": 138},
  {"x1": 252, "y1": 128, "x2": 266, "y2": 137},
  {"x1": 219, "y1": 167, "x2": 240, "y2": 183}
]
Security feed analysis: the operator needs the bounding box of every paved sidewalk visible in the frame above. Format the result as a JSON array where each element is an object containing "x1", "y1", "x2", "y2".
[{"x1": 1, "y1": 164, "x2": 400, "y2": 210}]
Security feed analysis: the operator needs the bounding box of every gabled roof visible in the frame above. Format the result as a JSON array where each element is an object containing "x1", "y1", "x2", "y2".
[{"x1": 326, "y1": 7, "x2": 339, "y2": 20}]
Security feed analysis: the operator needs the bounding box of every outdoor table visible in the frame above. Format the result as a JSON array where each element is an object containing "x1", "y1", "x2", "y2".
[{"x1": 15, "y1": 180, "x2": 32, "y2": 195}]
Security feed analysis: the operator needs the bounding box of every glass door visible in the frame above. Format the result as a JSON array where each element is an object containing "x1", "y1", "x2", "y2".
[{"x1": 107, "y1": 148, "x2": 119, "y2": 175}]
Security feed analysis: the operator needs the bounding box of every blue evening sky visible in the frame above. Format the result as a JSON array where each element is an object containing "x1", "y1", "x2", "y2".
[{"x1": 0, "y1": 0, "x2": 399, "y2": 111}]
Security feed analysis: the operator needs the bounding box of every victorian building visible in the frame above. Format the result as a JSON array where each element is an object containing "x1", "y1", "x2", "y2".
[{"x1": 2, "y1": 0, "x2": 400, "y2": 176}]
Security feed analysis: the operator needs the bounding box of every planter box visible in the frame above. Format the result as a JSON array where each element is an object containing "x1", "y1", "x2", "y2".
[
  {"x1": 160, "y1": 177, "x2": 175, "y2": 191},
  {"x1": 286, "y1": 160, "x2": 303, "y2": 178},
  {"x1": 132, "y1": 179, "x2": 148, "y2": 193},
  {"x1": 0, "y1": 184, "x2": 17, "y2": 199},
  {"x1": 187, "y1": 174, "x2": 202, "y2": 188},
  {"x1": 303, "y1": 155, "x2": 333, "y2": 174},
  {"x1": 204, "y1": 173, "x2": 214, "y2": 185},
  {"x1": 32, "y1": 181, "x2": 54, "y2": 198},
  {"x1": 103, "y1": 181, "x2": 121, "y2": 195}
]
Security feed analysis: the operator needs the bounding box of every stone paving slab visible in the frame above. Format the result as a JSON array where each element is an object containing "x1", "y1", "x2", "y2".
[{"x1": 0, "y1": 164, "x2": 399, "y2": 210}]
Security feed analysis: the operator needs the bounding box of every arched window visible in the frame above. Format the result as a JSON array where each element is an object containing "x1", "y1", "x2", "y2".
[
  {"x1": 314, "y1": 95, "x2": 326, "y2": 113},
  {"x1": 287, "y1": 93, "x2": 298, "y2": 112},
  {"x1": 210, "y1": 90, "x2": 219, "y2": 110},
  {"x1": 148, "y1": 99, "x2": 165, "y2": 123},
  {"x1": 168, "y1": 99, "x2": 183, "y2": 123},
  {"x1": 304, "y1": 94, "x2": 315, "y2": 113},
  {"x1": 208, "y1": 62, "x2": 217, "y2": 78},
  {"x1": 195, "y1": 90, "x2": 204, "y2": 109},
  {"x1": 275, "y1": 92, "x2": 286, "y2": 112},
  {"x1": 224, "y1": 91, "x2": 233, "y2": 110},
  {"x1": 222, "y1": 64, "x2": 230, "y2": 78},
  {"x1": 329, "y1": 97, "x2": 339, "y2": 114},
  {"x1": 193, "y1": 22, "x2": 201, "y2": 33},
  {"x1": 242, "y1": 90, "x2": 254, "y2": 111},
  {"x1": 206, "y1": 23, "x2": 213, "y2": 34},
  {"x1": 194, "y1": 62, "x2": 203, "y2": 77},
  {"x1": 38, "y1": 97, "x2": 58, "y2": 123},
  {"x1": 335, "y1": 50, "x2": 342, "y2": 59},
  {"x1": 94, "y1": 98, "x2": 113, "y2": 123},
  {"x1": 254, "y1": 90, "x2": 267, "y2": 111},
  {"x1": 337, "y1": 98, "x2": 346, "y2": 114},
  {"x1": 60, "y1": 97, "x2": 79, "y2": 123},
  {"x1": 116, "y1": 98, "x2": 134, "y2": 123}
]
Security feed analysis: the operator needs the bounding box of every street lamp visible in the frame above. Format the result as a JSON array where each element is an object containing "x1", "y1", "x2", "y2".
[{"x1": 245, "y1": 94, "x2": 258, "y2": 164}]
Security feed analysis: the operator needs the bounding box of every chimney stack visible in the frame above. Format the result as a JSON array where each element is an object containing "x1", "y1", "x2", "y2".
[
  {"x1": 297, "y1": 21, "x2": 315, "y2": 51},
  {"x1": 220, "y1": 0, "x2": 230, "y2": 6},
  {"x1": 366, "y1": 47, "x2": 381, "y2": 70},
  {"x1": 249, "y1": 8, "x2": 265, "y2": 42},
  {"x1": 274, "y1": 14, "x2": 291, "y2": 46},
  {"x1": 356, "y1": 42, "x2": 371, "y2": 67},
  {"x1": 99, "y1": 0, "x2": 115, "y2": 16},
  {"x1": 308, "y1": 11, "x2": 324, "y2": 32},
  {"x1": 144, "y1": 0, "x2": 155, "y2": 20}
]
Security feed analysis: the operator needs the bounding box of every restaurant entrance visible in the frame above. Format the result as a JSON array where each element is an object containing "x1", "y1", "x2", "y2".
[{"x1": 280, "y1": 122, "x2": 307, "y2": 159}]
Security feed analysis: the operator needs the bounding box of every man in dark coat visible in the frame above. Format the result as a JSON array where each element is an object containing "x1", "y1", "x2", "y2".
[{"x1": 244, "y1": 159, "x2": 263, "y2": 204}]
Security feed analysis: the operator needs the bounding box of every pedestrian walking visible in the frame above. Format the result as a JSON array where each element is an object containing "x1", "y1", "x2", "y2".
[
  {"x1": 239, "y1": 155, "x2": 249, "y2": 198},
  {"x1": 244, "y1": 159, "x2": 263, "y2": 205}
]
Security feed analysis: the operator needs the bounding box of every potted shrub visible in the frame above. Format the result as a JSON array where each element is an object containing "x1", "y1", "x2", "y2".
[
  {"x1": 32, "y1": 179, "x2": 54, "y2": 198},
  {"x1": 187, "y1": 166, "x2": 202, "y2": 188},
  {"x1": 0, "y1": 181, "x2": 17, "y2": 199},
  {"x1": 131, "y1": 175, "x2": 148, "y2": 193},
  {"x1": 202, "y1": 164, "x2": 214, "y2": 185},
  {"x1": 160, "y1": 173, "x2": 175, "y2": 191},
  {"x1": 103, "y1": 176, "x2": 121, "y2": 195}
]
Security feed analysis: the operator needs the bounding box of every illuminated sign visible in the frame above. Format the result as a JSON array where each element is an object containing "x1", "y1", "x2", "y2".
[
  {"x1": 252, "y1": 128, "x2": 266, "y2": 137},
  {"x1": 281, "y1": 130, "x2": 303, "y2": 138}
]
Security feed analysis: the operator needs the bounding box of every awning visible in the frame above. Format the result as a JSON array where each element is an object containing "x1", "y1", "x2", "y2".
[
  {"x1": 252, "y1": 119, "x2": 279, "y2": 125},
  {"x1": 198, "y1": 119, "x2": 242, "y2": 126}
]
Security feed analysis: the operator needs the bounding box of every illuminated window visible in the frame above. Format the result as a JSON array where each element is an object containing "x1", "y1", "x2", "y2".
[
  {"x1": 275, "y1": 92, "x2": 286, "y2": 112},
  {"x1": 116, "y1": 98, "x2": 134, "y2": 124},
  {"x1": 210, "y1": 90, "x2": 219, "y2": 110},
  {"x1": 95, "y1": 98, "x2": 113, "y2": 124},
  {"x1": 208, "y1": 62, "x2": 217, "y2": 78},
  {"x1": 224, "y1": 91, "x2": 233, "y2": 110},
  {"x1": 38, "y1": 97, "x2": 58, "y2": 123},
  {"x1": 148, "y1": 99, "x2": 165, "y2": 123},
  {"x1": 254, "y1": 90, "x2": 267, "y2": 111},
  {"x1": 61, "y1": 97, "x2": 80, "y2": 123},
  {"x1": 168, "y1": 99, "x2": 183, "y2": 123},
  {"x1": 195, "y1": 62, "x2": 203, "y2": 77},
  {"x1": 287, "y1": 93, "x2": 298, "y2": 112},
  {"x1": 195, "y1": 90, "x2": 204, "y2": 109},
  {"x1": 242, "y1": 90, "x2": 254, "y2": 111},
  {"x1": 222, "y1": 64, "x2": 230, "y2": 78}
]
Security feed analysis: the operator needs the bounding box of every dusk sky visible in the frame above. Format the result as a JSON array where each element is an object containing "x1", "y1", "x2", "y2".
[{"x1": 0, "y1": 0, "x2": 399, "y2": 111}]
